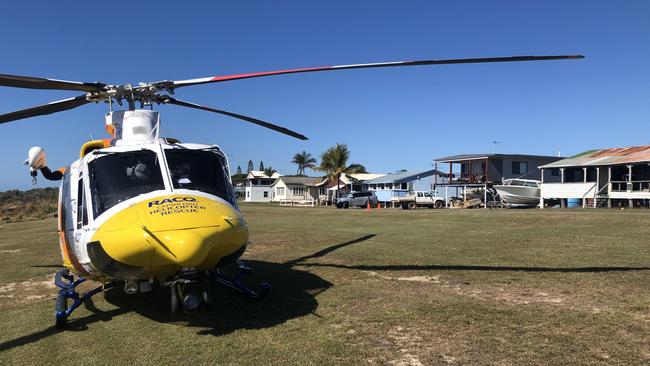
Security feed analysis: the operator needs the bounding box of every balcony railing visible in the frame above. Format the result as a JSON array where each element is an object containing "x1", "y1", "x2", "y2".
[{"x1": 611, "y1": 180, "x2": 650, "y2": 192}]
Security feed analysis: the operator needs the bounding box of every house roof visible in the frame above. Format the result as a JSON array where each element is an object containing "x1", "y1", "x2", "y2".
[
  {"x1": 365, "y1": 169, "x2": 445, "y2": 184},
  {"x1": 246, "y1": 170, "x2": 268, "y2": 179},
  {"x1": 246, "y1": 171, "x2": 282, "y2": 179},
  {"x1": 539, "y1": 145, "x2": 650, "y2": 168},
  {"x1": 347, "y1": 173, "x2": 386, "y2": 181},
  {"x1": 271, "y1": 176, "x2": 322, "y2": 186},
  {"x1": 435, "y1": 153, "x2": 561, "y2": 163}
]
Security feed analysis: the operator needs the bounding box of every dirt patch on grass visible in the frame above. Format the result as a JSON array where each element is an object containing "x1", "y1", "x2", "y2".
[
  {"x1": 0, "y1": 274, "x2": 57, "y2": 308},
  {"x1": 366, "y1": 271, "x2": 441, "y2": 284},
  {"x1": 362, "y1": 270, "x2": 620, "y2": 317}
]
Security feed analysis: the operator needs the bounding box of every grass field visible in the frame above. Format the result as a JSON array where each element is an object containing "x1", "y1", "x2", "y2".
[{"x1": 0, "y1": 204, "x2": 649, "y2": 365}]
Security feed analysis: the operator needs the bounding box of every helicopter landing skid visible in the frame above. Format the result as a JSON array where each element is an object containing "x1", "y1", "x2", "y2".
[
  {"x1": 164, "y1": 260, "x2": 270, "y2": 314},
  {"x1": 54, "y1": 268, "x2": 117, "y2": 329},
  {"x1": 211, "y1": 260, "x2": 271, "y2": 300}
]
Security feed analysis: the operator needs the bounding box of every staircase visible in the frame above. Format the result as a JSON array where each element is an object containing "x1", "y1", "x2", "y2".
[
  {"x1": 595, "y1": 194, "x2": 609, "y2": 208},
  {"x1": 584, "y1": 195, "x2": 608, "y2": 208}
]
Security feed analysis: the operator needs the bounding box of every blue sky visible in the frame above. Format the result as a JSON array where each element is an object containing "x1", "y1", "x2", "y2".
[{"x1": 1, "y1": 1, "x2": 649, "y2": 190}]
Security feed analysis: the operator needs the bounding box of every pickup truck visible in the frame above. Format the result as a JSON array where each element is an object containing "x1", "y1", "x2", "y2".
[{"x1": 395, "y1": 191, "x2": 445, "y2": 209}]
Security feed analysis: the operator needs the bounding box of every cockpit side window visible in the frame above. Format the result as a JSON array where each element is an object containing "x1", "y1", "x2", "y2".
[
  {"x1": 164, "y1": 149, "x2": 236, "y2": 205},
  {"x1": 89, "y1": 150, "x2": 165, "y2": 217},
  {"x1": 76, "y1": 177, "x2": 87, "y2": 228}
]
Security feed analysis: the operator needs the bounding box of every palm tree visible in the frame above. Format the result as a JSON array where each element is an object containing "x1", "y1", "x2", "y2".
[
  {"x1": 247, "y1": 160, "x2": 254, "y2": 173},
  {"x1": 319, "y1": 143, "x2": 365, "y2": 198},
  {"x1": 347, "y1": 164, "x2": 367, "y2": 174},
  {"x1": 291, "y1": 150, "x2": 317, "y2": 176},
  {"x1": 263, "y1": 166, "x2": 277, "y2": 177},
  {"x1": 259, "y1": 161, "x2": 265, "y2": 171}
]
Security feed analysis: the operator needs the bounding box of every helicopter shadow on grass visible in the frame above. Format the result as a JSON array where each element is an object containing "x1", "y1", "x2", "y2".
[
  {"x1": 102, "y1": 234, "x2": 376, "y2": 336},
  {"x1": 103, "y1": 260, "x2": 333, "y2": 336},
  {"x1": 0, "y1": 234, "x2": 371, "y2": 350}
]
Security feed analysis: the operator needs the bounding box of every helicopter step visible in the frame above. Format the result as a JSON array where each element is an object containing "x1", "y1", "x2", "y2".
[
  {"x1": 165, "y1": 260, "x2": 271, "y2": 314},
  {"x1": 54, "y1": 268, "x2": 117, "y2": 329}
]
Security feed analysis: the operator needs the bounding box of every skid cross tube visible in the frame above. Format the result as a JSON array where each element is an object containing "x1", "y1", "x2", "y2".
[
  {"x1": 54, "y1": 268, "x2": 117, "y2": 328},
  {"x1": 211, "y1": 260, "x2": 271, "y2": 300}
]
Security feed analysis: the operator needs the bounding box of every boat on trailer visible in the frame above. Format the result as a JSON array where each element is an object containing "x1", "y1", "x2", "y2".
[{"x1": 494, "y1": 179, "x2": 541, "y2": 207}]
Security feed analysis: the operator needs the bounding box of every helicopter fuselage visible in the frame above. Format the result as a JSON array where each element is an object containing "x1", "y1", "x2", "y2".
[{"x1": 58, "y1": 138, "x2": 248, "y2": 282}]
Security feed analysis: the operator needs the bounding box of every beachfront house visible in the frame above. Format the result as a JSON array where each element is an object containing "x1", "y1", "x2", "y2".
[
  {"x1": 271, "y1": 176, "x2": 324, "y2": 204},
  {"x1": 539, "y1": 145, "x2": 650, "y2": 208},
  {"x1": 434, "y1": 153, "x2": 562, "y2": 205},
  {"x1": 244, "y1": 170, "x2": 281, "y2": 202}
]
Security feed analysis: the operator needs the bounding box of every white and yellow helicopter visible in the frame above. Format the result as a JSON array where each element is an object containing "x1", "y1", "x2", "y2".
[{"x1": 0, "y1": 54, "x2": 583, "y2": 328}]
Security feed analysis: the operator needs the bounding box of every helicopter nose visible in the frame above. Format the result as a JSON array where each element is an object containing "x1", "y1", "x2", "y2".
[{"x1": 89, "y1": 196, "x2": 248, "y2": 275}]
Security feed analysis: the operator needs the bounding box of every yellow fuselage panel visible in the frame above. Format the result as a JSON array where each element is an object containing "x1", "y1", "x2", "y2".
[{"x1": 91, "y1": 195, "x2": 247, "y2": 277}]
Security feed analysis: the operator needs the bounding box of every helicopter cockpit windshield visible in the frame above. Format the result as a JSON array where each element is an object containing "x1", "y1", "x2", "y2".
[
  {"x1": 89, "y1": 150, "x2": 165, "y2": 217},
  {"x1": 88, "y1": 148, "x2": 237, "y2": 218},
  {"x1": 164, "y1": 149, "x2": 236, "y2": 206}
]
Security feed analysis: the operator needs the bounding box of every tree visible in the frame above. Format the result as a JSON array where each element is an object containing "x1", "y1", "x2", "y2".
[
  {"x1": 347, "y1": 164, "x2": 367, "y2": 174},
  {"x1": 264, "y1": 166, "x2": 277, "y2": 177},
  {"x1": 259, "y1": 161, "x2": 265, "y2": 171},
  {"x1": 236, "y1": 165, "x2": 242, "y2": 175},
  {"x1": 318, "y1": 143, "x2": 365, "y2": 198},
  {"x1": 291, "y1": 150, "x2": 317, "y2": 176},
  {"x1": 247, "y1": 160, "x2": 254, "y2": 173}
]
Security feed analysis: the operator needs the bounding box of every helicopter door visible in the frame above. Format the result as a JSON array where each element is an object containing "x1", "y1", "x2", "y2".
[{"x1": 73, "y1": 173, "x2": 90, "y2": 246}]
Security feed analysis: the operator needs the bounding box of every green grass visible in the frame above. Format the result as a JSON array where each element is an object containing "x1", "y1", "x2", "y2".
[{"x1": 1, "y1": 205, "x2": 649, "y2": 365}]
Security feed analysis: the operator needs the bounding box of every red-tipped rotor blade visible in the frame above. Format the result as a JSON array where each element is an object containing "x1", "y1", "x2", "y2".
[
  {"x1": 162, "y1": 97, "x2": 308, "y2": 140},
  {"x1": 0, "y1": 73, "x2": 105, "y2": 92},
  {"x1": 167, "y1": 55, "x2": 584, "y2": 88},
  {"x1": 0, "y1": 95, "x2": 90, "y2": 124}
]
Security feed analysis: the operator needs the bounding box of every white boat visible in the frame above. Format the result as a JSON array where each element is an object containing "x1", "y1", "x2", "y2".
[{"x1": 494, "y1": 179, "x2": 541, "y2": 207}]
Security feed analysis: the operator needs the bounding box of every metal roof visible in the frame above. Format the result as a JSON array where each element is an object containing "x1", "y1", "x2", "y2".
[
  {"x1": 365, "y1": 169, "x2": 445, "y2": 184},
  {"x1": 435, "y1": 153, "x2": 560, "y2": 163},
  {"x1": 540, "y1": 145, "x2": 650, "y2": 168},
  {"x1": 271, "y1": 176, "x2": 322, "y2": 186}
]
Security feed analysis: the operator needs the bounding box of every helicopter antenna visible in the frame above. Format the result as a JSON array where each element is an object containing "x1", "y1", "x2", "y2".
[{"x1": 492, "y1": 140, "x2": 501, "y2": 154}]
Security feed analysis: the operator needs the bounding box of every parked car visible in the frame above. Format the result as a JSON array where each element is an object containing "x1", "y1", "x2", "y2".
[
  {"x1": 396, "y1": 191, "x2": 445, "y2": 209},
  {"x1": 335, "y1": 191, "x2": 379, "y2": 209}
]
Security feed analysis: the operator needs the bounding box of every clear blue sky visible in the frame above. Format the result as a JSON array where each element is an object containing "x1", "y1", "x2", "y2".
[{"x1": 1, "y1": 1, "x2": 649, "y2": 190}]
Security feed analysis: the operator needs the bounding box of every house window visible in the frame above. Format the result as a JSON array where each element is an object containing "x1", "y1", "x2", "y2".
[
  {"x1": 386, "y1": 183, "x2": 392, "y2": 189},
  {"x1": 319, "y1": 187, "x2": 326, "y2": 195},
  {"x1": 247, "y1": 191, "x2": 250, "y2": 197},
  {"x1": 264, "y1": 191, "x2": 268, "y2": 198},
  {"x1": 551, "y1": 169, "x2": 560, "y2": 177},
  {"x1": 400, "y1": 183, "x2": 408, "y2": 190},
  {"x1": 512, "y1": 161, "x2": 528, "y2": 175},
  {"x1": 293, "y1": 187, "x2": 304, "y2": 195},
  {"x1": 276, "y1": 187, "x2": 285, "y2": 195}
]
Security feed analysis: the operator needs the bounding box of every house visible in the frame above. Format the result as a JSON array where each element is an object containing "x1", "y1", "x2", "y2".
[
  {"x1": 244, "y1": 171, "x2": 281, "y2": 202},
  {"x1": 231, "y1": 173, "x2": 247, "y2": 199},
  {"x1": 434, "y1": 153, "x2": 562, "y2": 206},
  {"x1": 271, "y1": 176, "x2": 324, "y2": 204},
  {"x1": 361, "y1": 169, "x2": 448, "y2": 205},
  {"x1": 539, "y1": 145, "x2": 650, "y2": 208}
]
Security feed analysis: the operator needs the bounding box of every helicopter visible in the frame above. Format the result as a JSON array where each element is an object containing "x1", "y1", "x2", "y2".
[{"x1": 0, "y1": 54, "x2": 583, "y2": 328}]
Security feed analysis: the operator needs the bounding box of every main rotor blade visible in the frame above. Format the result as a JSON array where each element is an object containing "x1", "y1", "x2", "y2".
[
  {"x1": 0, "y1": 95, "x2": 90, "y2": 124},
  {"x1": 0, "y1": 73, "x2": 105, "y2": 92},
  {"x1": 162, "y1": 97, "x2": 308, "y2": 140},
  {"x1": 168, "y1": 55, "x2": 584, "y2": 88}
]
